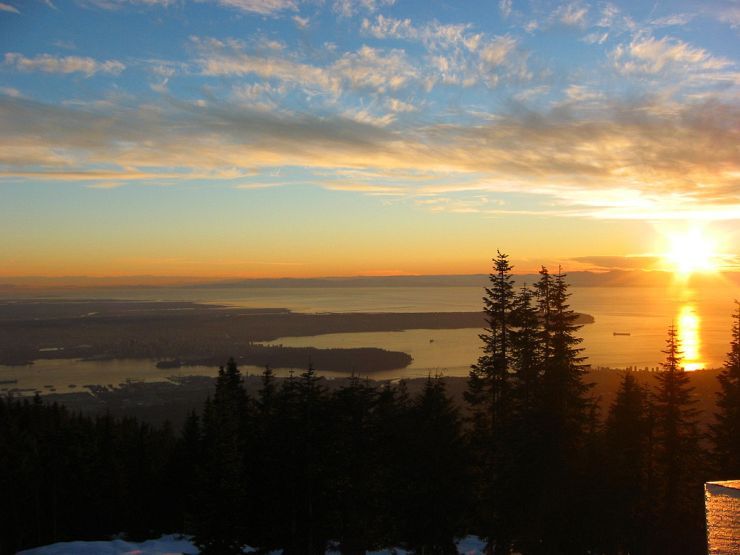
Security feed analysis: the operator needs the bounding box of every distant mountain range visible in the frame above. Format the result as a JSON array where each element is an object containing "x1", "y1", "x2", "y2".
[
  {"x1": 1, "y1": 270, "x2": 738, "y2": 291},
  {"x1": 184, "y1": 270, "x2": 740, "y2": 289}
]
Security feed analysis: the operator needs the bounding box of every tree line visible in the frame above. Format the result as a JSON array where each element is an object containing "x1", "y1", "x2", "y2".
[{"x1": 1, "y1": 253, "x2": 738, "y2": 554}]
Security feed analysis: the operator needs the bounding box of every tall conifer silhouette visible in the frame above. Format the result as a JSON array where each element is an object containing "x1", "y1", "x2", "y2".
[
  {"x1": 465, "y1": 251, "x2": 517, "y2": 551},
  {"x1": 192, "y1": 358, "x2": 250, "y2": 555},
  {"x1": 712, "y1": 301, "x2": 740, "y2": 476},
  {"x1": 651, "y1": 326, "x2": 703, "y2": 554}
]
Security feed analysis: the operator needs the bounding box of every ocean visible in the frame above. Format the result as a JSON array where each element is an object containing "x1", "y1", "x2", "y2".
[{"x1": 1, "y1": 282, "x2": 737, "y2": 391}]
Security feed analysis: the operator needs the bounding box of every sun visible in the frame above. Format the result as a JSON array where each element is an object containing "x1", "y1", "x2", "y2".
[{"x1": 660, "y1": 226, "x2": 720, "y2": 278}]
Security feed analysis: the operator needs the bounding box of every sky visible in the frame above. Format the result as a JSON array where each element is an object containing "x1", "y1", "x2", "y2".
[{"x1": 0, "y1": 0, "x2": 738, "y2": 279}]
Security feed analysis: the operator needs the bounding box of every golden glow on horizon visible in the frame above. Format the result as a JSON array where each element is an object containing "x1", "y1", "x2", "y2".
[
  {"x1": 660, "y1": 226, "x2": 721, "y2": 279},
  {"x1": 677, "y1": 304, "x2": 705, "y2": 371}
]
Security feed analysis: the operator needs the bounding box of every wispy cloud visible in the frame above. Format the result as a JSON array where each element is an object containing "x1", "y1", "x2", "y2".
[
  {"x1": 361, "y1": 15, "x2": 528, "y2": 87},
  {"x1": 80, "y1": 0, "x2": 177, "y2": 9},
  {"x1": 3, "y1": 53, "x2": 125, "y2": 76},
  {"x1": 194, "y1": 37, "x2": 341, "y2": 95},
  {"x1": 612, "y1": 35, "x2": 732, "y2": 76},
  {"x1": 292, "y1": 15, "x2": 309, "y2": 28},
  {"x1": 1, "y1": 93, "x2": 737, "y2": 221},
  {"x1": 554, "y1": 1, "x2": 589, "y2": 28},
  {"x1": 86, "y1": 181, "x2": 127, "y2": 189},
  {"x1": 193, "y1": 36, "x2": 420, "y2": 97},
  {"x1": 499, "y1": 0, "x2": 512, "y2": 19},
  {"x1": 362, "y1": 15, "x2": 478, "y2": 51},
  {"x1": 0, "y1": 3, "x2": 19, "y2": 14},
  {"x1": 570, "y1": 255, "x2": 661, "y2": 271},
  {"x1": 0, "y1": 86, "x2": 21, "y2": 97},
  {"x1": 333, "y1": 46, "x2": 417, "y2": 92},
  {"x1": 208, "y1": 0, "x2": 296, "y2": 15},
  {"x1": 650, "y1": 13, "x2": 695, "y2": 27},
  {"x1": 333, "y1": 0, "x2": 394, "y2": 18}
]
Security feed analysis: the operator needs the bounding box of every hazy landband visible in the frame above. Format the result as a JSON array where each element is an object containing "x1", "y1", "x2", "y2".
[{"x1": 0, "y1": 300, "x2": 594, "y2": 369}]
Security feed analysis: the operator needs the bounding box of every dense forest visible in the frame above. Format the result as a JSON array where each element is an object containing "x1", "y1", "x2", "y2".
[{"x1": 2, "y1": 255, "x2": 739, "y2": 554}]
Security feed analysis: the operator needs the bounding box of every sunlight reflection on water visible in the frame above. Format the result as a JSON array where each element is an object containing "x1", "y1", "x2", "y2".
[{"x1": 678, "y1": 303, "x2": 705, "y2": 371}]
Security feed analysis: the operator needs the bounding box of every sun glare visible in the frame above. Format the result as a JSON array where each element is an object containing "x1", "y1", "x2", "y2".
[{"x1": 661, "y1": 227, "x2": 720, "y2": 278}]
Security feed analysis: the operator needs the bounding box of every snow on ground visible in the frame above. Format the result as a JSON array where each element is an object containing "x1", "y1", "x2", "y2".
[
  {"x1": 18, "y1": 535, "x2": 487, "y2": 554},
  {"x1": 17, "y1": 535, "x2": 198, "y2": 555}
]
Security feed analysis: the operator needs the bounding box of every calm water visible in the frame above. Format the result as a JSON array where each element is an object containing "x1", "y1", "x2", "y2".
[{"x1": 1, "y1": 283, "x2": 737, "y2": 392}]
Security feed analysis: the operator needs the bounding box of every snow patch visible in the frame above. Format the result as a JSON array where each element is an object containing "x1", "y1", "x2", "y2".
[
  {"x1": 17, "y1": 535, "x2": 198, "y2": 555},
  {"x1": 18, "y1": 535, "x2": 488, "y2": 554}
]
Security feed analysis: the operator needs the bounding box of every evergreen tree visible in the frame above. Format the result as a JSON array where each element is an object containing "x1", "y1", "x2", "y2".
[
  {"x1": 192, "y1": 358, "x2": 251, "y2": 555},
  {"x1": 328, "y1": 376, "x2": 380, "y2": 554},
  {"x1": 651, "y1": 326, "x2": 703, "y2": 554},
  {"x1": 250, "y1": 365, "x2": 284, "y2": 551},
  {"x1": 472, "y1": 250, "x2": 517, "y2": 429},
  {"x1": 465, "y1": 251, "x2": 517, "y2": 551},
  {"x1": 178, "y1": 410, "x2": 202, "y2": 535},
  {"x1": 510, "y1": 284, "x2": 542, "y2": 415},
  {"x1": 533, "y1": 266, "x2": 554, "y2": 363},
  {"x1": 279, "y1": 364, "x2": 331, "y2": 555},
  {"x1": 405, "y1": 376, "x2": 468, "y2": 554},
  {"x1": 602, "y1": 371, "x2": 652, "y2": 554},
  {"x1": 712, "y1": 301, "x2": 740, "y2": 477},
  {"x1": 542, "y1": 268, "x2": 591, "y2": 438},
  {"x1": 530, "y1": 267, "x2": 592, "y2": 553},
  {"x1": 370, "y1": 380, "x2": 414, "y2": 549},
  {"x1": 495, "y1": 284, "x2": 544, "y2": 552}
]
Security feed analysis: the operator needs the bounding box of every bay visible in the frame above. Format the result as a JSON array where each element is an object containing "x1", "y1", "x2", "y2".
[{"x1": 1, "y1": 282, "x2": 737, "y2": 392}]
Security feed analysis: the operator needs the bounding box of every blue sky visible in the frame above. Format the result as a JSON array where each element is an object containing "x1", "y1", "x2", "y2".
[{"x1": 0, "y1": 0, "x2": 738, "y2": 278}]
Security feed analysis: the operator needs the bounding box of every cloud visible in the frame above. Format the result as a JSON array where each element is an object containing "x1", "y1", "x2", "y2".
[
  {"x1": 82, "y1": 0, "x2": 296, "y2": 12},
  {"x1": 650, "y1": 13, "x2": 695, "y2": 27},
  {"x1": 0, "y1": 91, "x2": 738, "y2": 221},
  {"x1": 333, "y1": 46, "x2": 417, "y2": 92},
  {"x1": 3, "y1": 53, "x2": 125, "y2": 76},
  {"x1": 52, "y1": 40, "x2": 77, "y2": 50},
  {"x1": 209, "y1": 0, "x2": 296, "y2": 15},
  {"x1": 194, "y1": 36, "x2": 419, "y2": 96},
  {"x1": 386, "y1": 97, "x2": 417, "y2": 112},
  {"x1": 563, "y1": 84, "x2": 604, "y2": 102},
  {"x1": 333, "y1": 0, "x2": 394, "y2": 18},
  {"x1": 80, "y1": 0, "x2": 177, "y2": 9},
  {"x1": 0, "y1": 86, "x2": 21, "y2": 97},
  {"x1": 292, "y1": 15, "x2": 309, "y2": 28},
  {"x1": 612, "y1": 36, "x2": 732, "y2": 76},
  {"x1": 233, "y1": 182, "x2": 286, "y2": 189},
  {"x1": 232, "y1": 82, "x2": 286, "y2": 110},
  {"x1": 194, "y1": 40, "x2": 341, "y2": 95},
  {"x1": 479, "y1": 35, "x2": 517, "y2": 66},
  {"x1": 361, "y1": 15, "x2": 478, "y2": 51},
  {"x1": 595, "y1": 2, "x2": 635, "y2": 33},
  {"x1": 0, "y1": 3, "x2": 19, "y2": 14},
  {"x1": 341, "y1": 106, "x2": 396, "y2": 127},
  {"x1": 86, "y1": 181, "x2": 127, "y2": 189},
  {"x1": 499, "y1": 0, "x2": 512, "y2": 19},
  {"x1": 582, "y1": 32, "x2": 608, "y2": 45},
  {"x1": 570, "y1": 255, "x2": 661, "y2": 271},
  {"x1": 700, "y1": 2, "x2": 740, "y2": 29},
  {"x1": 555, "y1": 2, "x2": 588, "y2": 27},
  {"x1": 361, "y1": 16, "x2": 527, "y2": 87},
  {"x1": 513, "y1": 85, "x2": 549, "y2": 101}
]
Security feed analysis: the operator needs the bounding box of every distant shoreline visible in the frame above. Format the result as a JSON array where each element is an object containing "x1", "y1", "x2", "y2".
[
  {"x1": 0, "y1": 298, "x2": 594, "y2": 367},
  {"x1": 2, "y1": 270, "x2": 738, "y2": 291}
]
